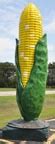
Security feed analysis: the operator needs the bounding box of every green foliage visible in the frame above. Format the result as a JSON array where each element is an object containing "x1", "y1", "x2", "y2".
[
  {"x1": 0, "y1": 62, "x2": 16, "y2": 88},
  {"x1": 0, "y1": 62, "x2": 55, "y2": 88},
  {"x1": 47, "y1": 62, "x2": 55, "y2": 87}
]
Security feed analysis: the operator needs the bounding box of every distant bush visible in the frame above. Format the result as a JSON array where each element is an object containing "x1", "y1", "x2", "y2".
[
  {"x1": 0, "y1": 62, "x2": 55, "y2": 88},
  {"x1": 0, "y1": 62, "x2": 16, "y2": 88},
  {"x1": 47, "y1": 62, "x2": 55, "y2": 88}
]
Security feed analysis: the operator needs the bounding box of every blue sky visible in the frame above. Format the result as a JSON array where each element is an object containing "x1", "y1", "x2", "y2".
[{"x1": 0, "y1": 0, "x2": 55, "y2": 63}]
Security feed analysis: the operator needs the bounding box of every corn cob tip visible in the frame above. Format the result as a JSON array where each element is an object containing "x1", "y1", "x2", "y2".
[{"x1": 19, "y1": 3, "x2": 43, "y2": 87}]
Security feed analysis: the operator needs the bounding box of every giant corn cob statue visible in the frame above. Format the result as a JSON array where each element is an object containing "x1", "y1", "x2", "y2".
[{"x1": 15, "y1": 3, "x2": 48, "y2": 121}]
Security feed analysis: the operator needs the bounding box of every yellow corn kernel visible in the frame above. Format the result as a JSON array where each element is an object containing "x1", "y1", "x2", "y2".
[{"x1": 19, "y1": 3, "x2": 43, "y2": 87}]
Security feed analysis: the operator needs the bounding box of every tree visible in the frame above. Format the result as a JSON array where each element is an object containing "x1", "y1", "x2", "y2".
[
  {"x1": 0, "y1": 62, "x2": 55, "y2": 88},
  {"x1": 47, "y1": 62, "x2": 55, "y2": 87},
  {"x1": 0, "y1": 62, "x2": 16, "y2": 88}
]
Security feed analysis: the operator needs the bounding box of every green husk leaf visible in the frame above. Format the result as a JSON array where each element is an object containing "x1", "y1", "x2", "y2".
[{"x1": 15, "y1": 34, "x2": 48, "y2": 121}]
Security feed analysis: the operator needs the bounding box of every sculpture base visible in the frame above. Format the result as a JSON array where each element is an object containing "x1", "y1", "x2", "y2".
[{"x1": 1, "y1": 119, "x2": 49, "y2": 142}]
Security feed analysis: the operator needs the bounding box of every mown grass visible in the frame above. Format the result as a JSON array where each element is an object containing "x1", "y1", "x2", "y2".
[
  {"x1": 0, "y1": 94, "x2": 55, "y2": 128},
  {"x1": 0, "y1": 88, "x2": 15, "y2": 91},
  {"x1": 0, "y1": 88, "x2": 55, "y2": 91},
  {"x1": 0, "y1": 96, "x2": 21, "y2": 128},
  {"x1": 40, "y1": 94, "x2": 55, "y2": 119}
]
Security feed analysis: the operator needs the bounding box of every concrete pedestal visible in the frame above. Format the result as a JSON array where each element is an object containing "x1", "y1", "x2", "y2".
[{"x1": 0, "y1": 119, "x2": 49, "y2": 143}]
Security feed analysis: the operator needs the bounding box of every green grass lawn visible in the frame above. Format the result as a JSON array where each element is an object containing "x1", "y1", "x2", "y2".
[
  {"x1": 0, "y1": 94, "x2": 55, "y2": 128},
  {"x1": 0, "y1": 88, "x2": 16, "y2": 91},
  {"x1": 40, "y1": 94, "x2": 55, "y2": 119},
  {"x1": 0, "y1": 87, "x2": 55, "y2": 91},
  {"x1": 47, "y1": 87, "x2": 55, "y2": 91}
]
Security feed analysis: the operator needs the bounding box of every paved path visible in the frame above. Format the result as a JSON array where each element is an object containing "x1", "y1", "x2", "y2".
[
  {"x1": 0, "y1": 91, "x2": 16, "y2": 96},
  {"x1": 46, "y1": 90, "x2": 55, "y2": 95},
  {"x1": 0, "y1": 90, "x2": 55, "y2": 96}
]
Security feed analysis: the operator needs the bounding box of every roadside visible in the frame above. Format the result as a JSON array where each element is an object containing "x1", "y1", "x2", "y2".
[
  {"x1": 0, "y1": 91, "x2": 16, "y2": 96},
  {"x1": 0, "y1": 90, "x2": 55, "y2": 96}
]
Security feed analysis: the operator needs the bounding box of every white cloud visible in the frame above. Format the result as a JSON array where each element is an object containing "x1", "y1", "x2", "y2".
[
  {"x1": 48, "y1": 44, "x2": 55, "y2": 51},
  {"x1": 0, "y1": 0, "x2": 20, "y2": 39},
  {"x1": 44, "y1": 18, "x2": 55, "y2": 34},
  {"x1": 48, "y1": 44, "x2": 55, "y2": 63},
  {"x1": 0, "y1": 37, "x2": 16, "y2": 63},
  {"x1": 0, "y1": 8, "x2": 17, "y2": 23},
  {"x1": 0, "y1": 0, "x2": 55, "y2": 63},
  {"x1": 0, "y1": 38, "x2": 15, "y2": 51}
]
